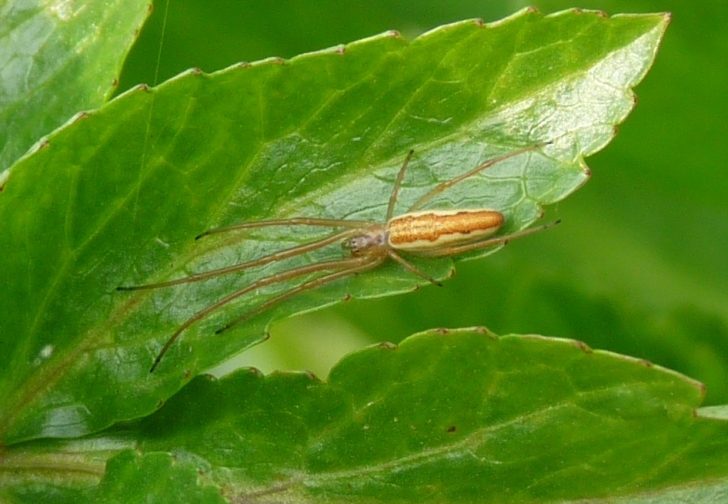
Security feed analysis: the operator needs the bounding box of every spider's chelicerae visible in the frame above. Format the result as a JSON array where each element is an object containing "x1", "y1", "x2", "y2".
[{"x1": 119, "y1": 142, "x2": 558, "y2": 372}]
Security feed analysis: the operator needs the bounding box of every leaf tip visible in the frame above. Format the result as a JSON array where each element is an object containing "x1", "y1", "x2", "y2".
[
  {"x1": 247, "y1": 366, "x2": 264, "y2": 377},
  {"x1": 0, "y1": 169, "x2": 11, "y2": 192},
  {"x1": 572, "y1": 339, "x2": 593, "y2": 353},
  {"x1": 571, "y1": 8, "x2": 609, "y2": 19},
  {"x1": 72, "y1": 111, "x2": 91, "y2": 123},
  {"x1": 698, "y1": 382, "x2": 707, "y2": 398},
  {"x1": 248, "y1": 56, "x2": 288, "y2": 69},
  {"x1": 462, "y1": 326, "x2": 498, "y2": 340},
  {"x1": 202, "y1": 373, "x2": 218, "y2": 382}
]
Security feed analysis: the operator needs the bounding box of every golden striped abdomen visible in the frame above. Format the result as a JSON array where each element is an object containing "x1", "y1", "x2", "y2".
[{"x1": 387, "y1": 209, "x2": 504, "y2": 252}]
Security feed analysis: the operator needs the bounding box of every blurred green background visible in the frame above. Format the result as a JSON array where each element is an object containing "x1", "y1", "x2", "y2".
[{"x1": 119, "y1": 1, "x2": 728, "y2": 403}]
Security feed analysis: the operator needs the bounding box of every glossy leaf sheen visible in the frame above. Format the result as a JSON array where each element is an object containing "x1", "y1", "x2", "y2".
[
  {"x1": 3, "y1": 330, "x2": 727, "y2": 502},
  {"x1": 136, "y1": 331, "x2": 728, "y2": 501},
  {"x1": 95, "y1": 451, "x2": 226, "y2": 504},
  {"x1": 0, "y1": 10, "x2": 668, "y2": 444},
  {"x1": 0, "y1": 0, "x2": 151, "y2": 170}
]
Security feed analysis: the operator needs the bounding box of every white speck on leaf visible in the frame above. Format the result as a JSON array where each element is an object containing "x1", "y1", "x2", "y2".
[
  {"x1": 48, "y1": 0, "x2": 85, "y2": 21},
  {"x1": 40, "y1": 344, "x2": 54, "y2": 359},
  {"x1": 155, "y1": 237, "x2": 170, "y2": 248}
]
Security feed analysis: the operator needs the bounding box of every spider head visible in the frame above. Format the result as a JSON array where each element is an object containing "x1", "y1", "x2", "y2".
[{"x1": 342, "y1": 226, "x2": 388, "y2": 257}]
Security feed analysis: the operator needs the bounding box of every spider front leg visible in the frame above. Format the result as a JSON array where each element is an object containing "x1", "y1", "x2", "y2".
[
  {"x1": 196, "y1": 217, "x2": 375, "y2": 239},
  {"x1": 118, "y1": 227, "x2": 364, "y2": 291}
]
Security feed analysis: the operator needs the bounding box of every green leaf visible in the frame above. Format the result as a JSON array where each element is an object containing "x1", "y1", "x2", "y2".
[
  {"x1": 94, "y1": 451, "x2": 226, "y2": 504},
  {"x1": 0, "y1": 10, "x2": 668, "y2": 444},
  {"x1": 3, "y1": 330, "x2": 727, "y2": 502},
  {"x1": 334, "y1": 252, "x2": 728, "y2": 402},
  {"x1": 0, "y1": 0, "x2": 151, "y2": 171},
  {"x1": 305, "y1": 0, "x2": 728, "y2": 407}
]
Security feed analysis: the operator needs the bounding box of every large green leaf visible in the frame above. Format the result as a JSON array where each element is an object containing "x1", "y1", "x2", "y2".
[
  {"x1": 285, "y1": 0, "x2": 728, "y2": 405},
  {"x1": 3, "y1": 330, "x2": 726, "y2": 502},
  {"x1": 0, "y1": 0, "x2": 150, "y2": 170},
  {"x1": 0, "y1": 10, "x2": 667, "y2": 444},
  {"x1": 115, "y1": 0, "x2": 728, "y2": 409}
]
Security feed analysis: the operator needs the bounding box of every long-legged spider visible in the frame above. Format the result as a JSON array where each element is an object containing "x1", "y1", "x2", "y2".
[{"x1": 119, "y1": 142, "x2": 558, "y2": 372}]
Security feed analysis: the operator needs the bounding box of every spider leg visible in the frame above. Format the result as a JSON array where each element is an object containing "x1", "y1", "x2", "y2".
[
  {"x1": 416, "y1": 220, "x2": 561, "y2": 258},
  {"x1": 387, "y1": 250, "x2": 442, "y2": 287},
  {"x1": 197, "y1": 217, "x2": 374, "y2": 239},
  {"x1": 119, "y1": 228, "x2": 362, "y2": 291},
  {"x1": 408, "y1": 142, "x2": 551, "y2": 212},
  {"x1": 149, "y1": 255, "x2": 375, "y2": 372},
  {"x1": 214, "y1": 256, "x2": 383, "y2": 336},
  {"x1": 387, "y1": 150, "x2": 415, "y2": 221}
]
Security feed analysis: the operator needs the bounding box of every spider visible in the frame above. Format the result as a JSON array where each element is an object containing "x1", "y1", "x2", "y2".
[{"x1": 118, "y1": 142, "x2": 558, "y2": 372}]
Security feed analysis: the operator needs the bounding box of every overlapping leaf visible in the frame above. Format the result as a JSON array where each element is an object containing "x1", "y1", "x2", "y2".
[
  {"x1": 4, "y1": 330, "x2": 727, "y2": 502},
  {"x1": 0, "y1": 0, "x2": 150, "y2": 170}
]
